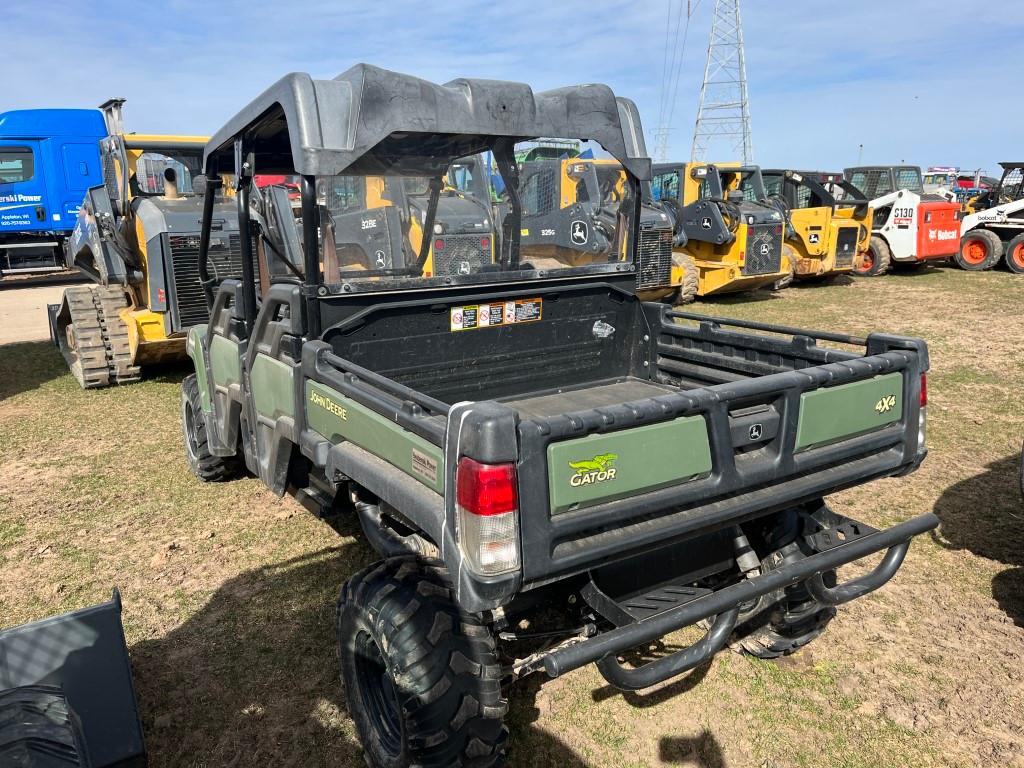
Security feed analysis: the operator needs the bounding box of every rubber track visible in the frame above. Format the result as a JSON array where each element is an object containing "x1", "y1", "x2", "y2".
[
  {"x1": 59, "y1": 286, "x2": 110, "y2": 389},
  {"x1": 93, "y1": 286, "x2": 141, "y2": 385}
]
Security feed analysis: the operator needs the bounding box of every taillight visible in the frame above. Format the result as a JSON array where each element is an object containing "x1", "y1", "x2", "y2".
[
  {"x1": 456, "y1": 457, "x2": 520, "y2": 575},
  {"x1": 434, "y1": 238, "x2": 445, "y2": 250},
  {"x1": 918, "y1": 374, "x2": 927, "y2": 451},
  {"x1": 480, "y1": 237, "x2": 490, "y2": 249}
]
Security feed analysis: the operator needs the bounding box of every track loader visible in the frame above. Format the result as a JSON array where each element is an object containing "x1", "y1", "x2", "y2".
[{"x1": 50, "y1": 99, "x2": 244, "y2": 388}]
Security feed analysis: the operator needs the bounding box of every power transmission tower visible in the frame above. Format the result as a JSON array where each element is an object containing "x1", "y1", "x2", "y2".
[{"x1": 691, "y1": 0, "x2": 753, "y2": 163}]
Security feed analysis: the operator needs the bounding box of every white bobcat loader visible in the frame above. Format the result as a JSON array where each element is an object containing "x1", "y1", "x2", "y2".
[
  {"x1": 842, "y1": 165, "x2": 961, "y2": 276},
  {"x1": 956, "y1": 161, "x2": 1024, "y2": 274}
]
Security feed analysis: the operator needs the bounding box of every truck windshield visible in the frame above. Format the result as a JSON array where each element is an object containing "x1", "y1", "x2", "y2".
[{"x1": 304, "y1": 138, "x2": 637, "y2": 289}]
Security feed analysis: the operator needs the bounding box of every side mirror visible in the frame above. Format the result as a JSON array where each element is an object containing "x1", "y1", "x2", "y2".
[{"x1": 193, "y1": 174, "x2": 208, "y2": 196}]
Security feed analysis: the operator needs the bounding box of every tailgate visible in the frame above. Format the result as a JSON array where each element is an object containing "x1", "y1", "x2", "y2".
[{"x1": 516, "y1": 312, "x2": 926, "y2": 583}]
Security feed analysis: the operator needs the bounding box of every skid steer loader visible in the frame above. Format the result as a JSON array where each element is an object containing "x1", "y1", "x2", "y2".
[
  {"x1": 513, "y1": 156, "x2": 683, "y2": 301},
  {"x1": 955, "y1": 161, "x2": 1024, "y2": 274},
  {"x1": 760, "y1": 169, "x2": 872, "y2": 282},
  {"x1": 49, "y1": 99, "x2": 243, "y2": 388},
  {"x1": 650, "y1": 162, "x2": 790, "y2": 296},
  {"x1": 444, "y1": 152, "x2": 686, "y2": 302},
  {"x1": 842, "y1": 165, "x2": 961, "y2": 276}
]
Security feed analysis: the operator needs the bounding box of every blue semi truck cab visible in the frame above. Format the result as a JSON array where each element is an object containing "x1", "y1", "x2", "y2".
[{"x1": 0, "y1": 108, "x2": 105, "y2": 276}]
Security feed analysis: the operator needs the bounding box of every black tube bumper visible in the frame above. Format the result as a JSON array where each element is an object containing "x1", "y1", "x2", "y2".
[{"x1": 541, "y1": 512, "x2": 938, "y2": 690}]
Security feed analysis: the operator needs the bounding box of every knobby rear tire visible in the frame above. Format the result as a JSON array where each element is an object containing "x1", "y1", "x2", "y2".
[{"x1": 337, "y1": 557, "x2": 508, "y2": 768}]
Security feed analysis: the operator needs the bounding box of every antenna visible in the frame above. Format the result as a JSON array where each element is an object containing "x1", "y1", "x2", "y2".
[{"x1": 691, "y1": 0, "x2": 753, "y2": 163}]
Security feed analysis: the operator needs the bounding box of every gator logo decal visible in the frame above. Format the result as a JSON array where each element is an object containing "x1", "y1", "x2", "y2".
[
  {"x1": 568, "y1": 453, "x2": 618, "y2": 487},
  {"x1": 874, "y1": 394, "x2": 897, "y2": 414}
]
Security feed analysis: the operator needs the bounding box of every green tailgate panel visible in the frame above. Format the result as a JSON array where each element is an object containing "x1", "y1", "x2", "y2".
[
  {"x1": 795, "y1": 372, "x2": 904, "y2": 451},
  {"x1": 305, "y1": 381, "x2": 445, "y2": 494},
  {"x1": 210, "y1": 333, "x2": 241, "y2": 389},
  {"x1": 547, "y1": 416, "x2": 712, "y2": 515},
  {"x1": 251, "y1": 354, "x2": 295, "y2": 420}
]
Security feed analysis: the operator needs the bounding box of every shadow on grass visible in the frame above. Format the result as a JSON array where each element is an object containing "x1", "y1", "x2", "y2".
[
  {"x1": 131, "y1": 517, "x2": 596, "y2": 767},
  {"x1": 0, "y1": 340, "x2": 66, "y2": 400},
  {"x1": 931, "y1": 451, "x2": 1024, "y2": 626},
  {"x1": 130, "y1": 543, "x2": 371, "y2": 767}
]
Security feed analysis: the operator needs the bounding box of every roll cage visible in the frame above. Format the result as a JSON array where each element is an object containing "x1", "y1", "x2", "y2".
[{"x1": 195, "y1": 64, "x2": 651, "y2": 338}]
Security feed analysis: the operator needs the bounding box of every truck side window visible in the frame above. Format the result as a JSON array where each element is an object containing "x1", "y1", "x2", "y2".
[{"x1": 0, "y1": 147, "x2": 35, "y2": 184}]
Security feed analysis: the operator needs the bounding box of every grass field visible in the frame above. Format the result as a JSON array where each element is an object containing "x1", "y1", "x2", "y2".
[{"x1": 1, "y1": 265, "x2": 1022, "y2": 767}]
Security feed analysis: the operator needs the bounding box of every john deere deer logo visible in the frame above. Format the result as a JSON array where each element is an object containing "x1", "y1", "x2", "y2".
[
  {"x1": 875, "y1": 394, "x2": 897, "y2": 414},
  {"x1": 569, "y1": 453, "x2": 618, "y2": 487}
]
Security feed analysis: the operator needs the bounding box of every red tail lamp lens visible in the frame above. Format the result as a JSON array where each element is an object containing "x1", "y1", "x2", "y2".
[
  {"x1": 434, "y1": 238, "x2": 445, "y2": 250},
  {"x1": 920, "y1": 374, "x2": 927, "y2": 407},
  {"x1": 457, "y1": 458, "x2": 517, "y2": 517}
]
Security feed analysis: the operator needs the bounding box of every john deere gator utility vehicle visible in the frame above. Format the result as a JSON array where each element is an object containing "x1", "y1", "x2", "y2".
[
  {"x1": 955, "y1": 161, "x2": 1024, "y2": 274},
  {"x1": 49, "y1": 98, "x2": 243, "y2": 388},
  {"x1": 181, "y1": 64, "x2": 937, "y2": 767},
  {"x1": 760, "y1": 169, "x2": 872, "y2": 282},
  {"x1": 842, "y1": 165, "x2": 961, "y2": 276},
  {"x1": 650, "y1": 161, "x2": 791, "y2": 296}
]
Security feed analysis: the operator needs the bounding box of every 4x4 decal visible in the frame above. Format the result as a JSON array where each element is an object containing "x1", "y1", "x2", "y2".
[{"x1": 875, "y1": 394, "x2": 897, "y2": 414}]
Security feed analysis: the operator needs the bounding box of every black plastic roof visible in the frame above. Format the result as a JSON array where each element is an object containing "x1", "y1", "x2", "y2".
[{"x1": 204, "y1": 63, "x2": 650, "y2": 179}]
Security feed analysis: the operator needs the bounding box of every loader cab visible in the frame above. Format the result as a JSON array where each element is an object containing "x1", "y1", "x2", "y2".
[
  {"x1": 843, "y1": 165, "x2": 924, "y2": 200},
  {"x1": 969, "y1": 162, "x2": 1024, "y2": 211}
]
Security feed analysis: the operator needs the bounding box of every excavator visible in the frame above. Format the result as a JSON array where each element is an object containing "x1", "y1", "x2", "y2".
[{"x1": 49, "y1": 99, "x2": 243, "y2": 388}]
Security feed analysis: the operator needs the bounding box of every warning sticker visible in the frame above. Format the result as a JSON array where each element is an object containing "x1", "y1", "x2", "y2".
[{"x1": 450, "y1": 298, "x2": 542, "y2": 331}]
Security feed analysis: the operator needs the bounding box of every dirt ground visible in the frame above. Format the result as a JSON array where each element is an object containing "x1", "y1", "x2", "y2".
[
  {"x1": 0, "y1": 265, "x2": 1022, "y2": 767},
  {"x1": 0, "y1": 284, "x2": 71, "y2": 344}
]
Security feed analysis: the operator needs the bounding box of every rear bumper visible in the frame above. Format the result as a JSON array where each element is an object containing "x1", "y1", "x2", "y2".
[{"x1": 534, "y1": 511, "x2": 937, "y2": 690}]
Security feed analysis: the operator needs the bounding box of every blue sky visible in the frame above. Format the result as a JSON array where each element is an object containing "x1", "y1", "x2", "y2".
[{"x1": 6, "y1": 1, "x2": 1022, "y2": 174}]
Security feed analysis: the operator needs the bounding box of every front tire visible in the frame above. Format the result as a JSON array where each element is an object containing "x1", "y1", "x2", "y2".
[
  {"x1": 669, "y1": 251, "x2": 699, "y2": 305},
  {"x1": 181, "y1": 374, "x2": 240, "y2": 482},
  {"x1": 1003, "y1": 233, "x2": 1024, "y2": 274},
  {"x1": 955, "y1": 229, "x2": 1002, "y2": 271},
  {"x1": 337, "y1": 557, "x2": 508, "y2": 768},
  {"x1": 853, "y1": 236, "x2": 891, "y2": 277}
]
